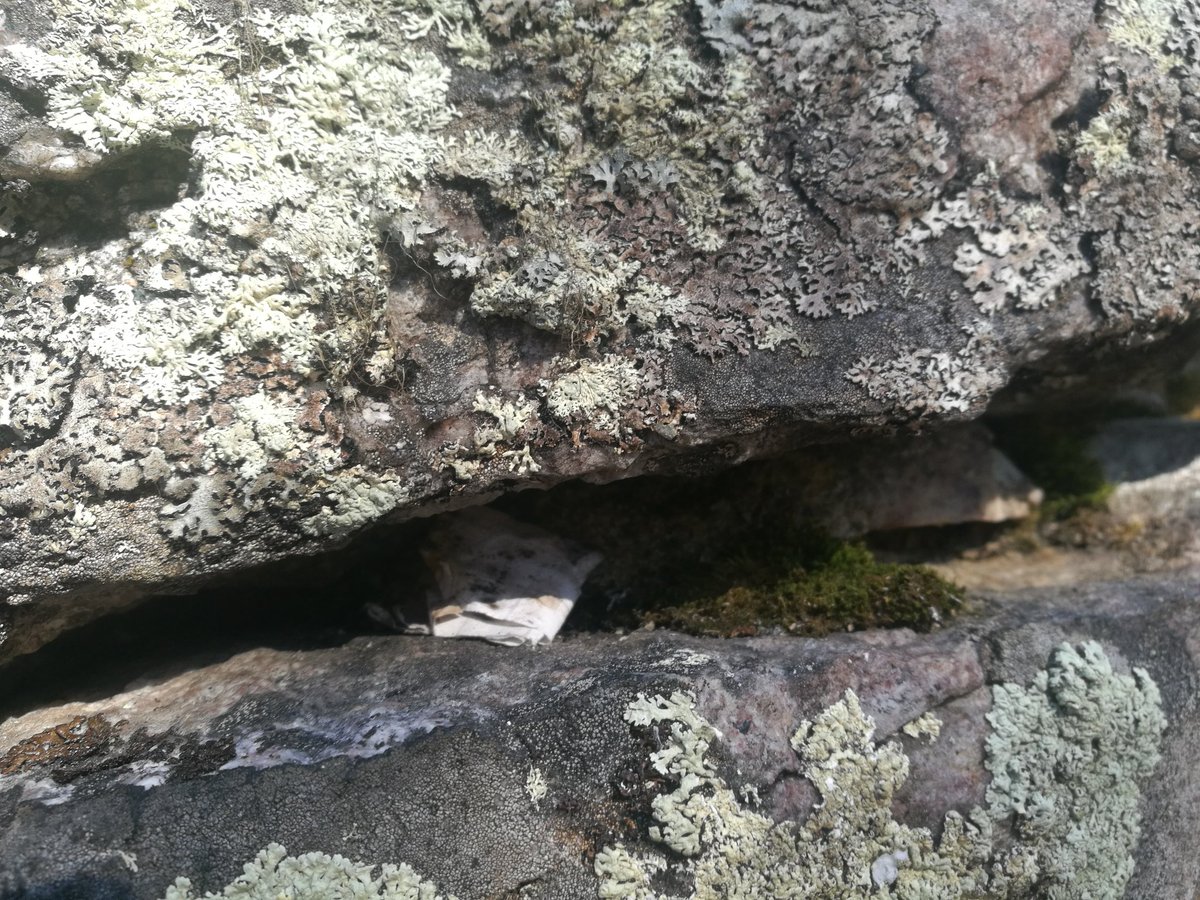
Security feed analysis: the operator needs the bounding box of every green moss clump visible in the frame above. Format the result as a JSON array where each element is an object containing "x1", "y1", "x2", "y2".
[
  {"x1": 1039, "y1": 480, "x2": 1115, "y2": 522},
  {"x1": 1164, "y1": 369, "x2": 1200, "y2": 416},
  {"x1": 636, "y1": 526, "x2": 962, "y2": 637},
  {"x1": 991, "y1": 418, "x2": 1113, "y2": 522}
]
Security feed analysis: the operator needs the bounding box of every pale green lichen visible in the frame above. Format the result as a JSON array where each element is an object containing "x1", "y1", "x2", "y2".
[
  {"x1": 601, "y1": 690, "x2": 994, "y2": 898},
  {"x1": 1106, "y1": 0, "x2": 1179, "y2": 68},
  {"x1": 299, "y1": 469, "x2": 410, "y2": 538},
  {"x1": 525, "y1": 766, "x2": 549, "y2": 808},
  {"x1": 622, "y1": 278, "x2": 690, "y2": 349},
  {"x1": 160, "y1": 843, "x2": 455, "y2": 900},
  {"x1": 598, "y1": 641, "x2": 1165, "y2": 899},
  {"x1": 470, "y1": 238, "x2": 642, "y2": 338},
  {"x1": 441, "y1": 128, "x2": 535, "y2": 194},
  {"x1": 984, "y1": 641, "x2": 1166, "y2": 900},
  {"x1": 897, "y1": 168, "x2": 1087, "y2": 316},
  {"x1": 485, "y1": 0, "x2": 764, "y2": 251},
  {"x1": 901, "y1": 711, "x2": 941, "y2": 742},
  {"x1": 0, "y1": 0, "x2": 461, "y2": 542},
  {"x1": 204, "y1": 390, "x2": 311, "y2": 482},
  {"x1": 12, "y1": 0, "x2": 455, "y2": 387},
  {"x1": 544, "y1": 356, "x2": 645, "y2": 436},
  {"x1": 845, "y1": 338, "x2": 1007, "y2": 417},
  {"x1": 0, "y1": 347, "x2": 75, "y2": 442},
  {"x1": 3, "y1": 0, "x2": 1193, "y2": 571},
  {"x1": 3, "y1": 0, "x2": 769, "y2": 542},
  {"x1": 472, "y1": 390, "x2": 539, "y2": 447},
  {"x1": 1075, "y1": 100, "x2": 1136, "y2": 175},
  {"x1": 595, "y1": 845, "x2": 667, "y2": 900},
  {"x1": 439, "y1": 389, "x2": 542, "y2": 480},
  {"x1": 159, "y1": 474, "x2": 234, "y2": 541},
  {"x1": 436, "y1": 0, "x2": 770, "y2": 375}
]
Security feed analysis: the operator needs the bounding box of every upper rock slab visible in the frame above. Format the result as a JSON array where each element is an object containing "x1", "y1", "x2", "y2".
[{"x1": 0, "y1": 0, "x2": 1198, "y2": 661}]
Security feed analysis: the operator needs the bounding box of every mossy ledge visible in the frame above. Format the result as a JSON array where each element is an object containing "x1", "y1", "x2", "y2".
[
  {"x1": 991, "y1": 417, "x2": 1115, "y2": 523},
  {"x1": 632, "y1": 526, "x2": 962, "y2": 637}
]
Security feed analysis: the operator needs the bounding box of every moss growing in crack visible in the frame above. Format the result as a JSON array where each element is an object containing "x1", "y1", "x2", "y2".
[
  {"x1": 990, "y1": 417, "x2": 1113, "y2": 522},
  {"x1": 1164, "y1": 365, "x2": 1200, "y2": 416},
  {"x1": 635, "y1": 526, "x2": 962, "y2": 637},
  {"x1": 599, "y1": 641, "x2": 1165, "y2": 899}
]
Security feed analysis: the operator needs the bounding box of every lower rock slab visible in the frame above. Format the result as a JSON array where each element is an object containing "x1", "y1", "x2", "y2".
[{"x1": 0, "y1": 574, "x2": 1198, "y2": 899}]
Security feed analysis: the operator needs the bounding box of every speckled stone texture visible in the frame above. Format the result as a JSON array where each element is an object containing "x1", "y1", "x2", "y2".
[
  {"x1": 2, "y1": 0, "x2": 1200, "y2": 665},
  {"x1": 0, "y1": 574, "x2": 1197, "y2": 899}
]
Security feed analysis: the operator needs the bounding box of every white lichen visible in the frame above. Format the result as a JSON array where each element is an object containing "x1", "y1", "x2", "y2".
[
  {"x1": 846, "y1": 339, "x2": 1006, "y2": 417},
  {"x1": 897, "y1": 170, "x2": 1087, "y2": 315},
  {"x1": 159, "y1": 474, "x2": 234, "y2": 542},
  {"x1": 1075, "y1": 100, "x2": 1136, "y2": 175},
  {"x1": 1106, "y1": 0, "x2": 1178, "y2": 68},
  {"x1": 470, "y1": 238, "x2": 642, "y2": 337},
  {"x1": 8, "y1": 0, "x2": 459, "y2": 400},
  {"x1": 543, "y1": 356, "x2": 643, "y2": 435},
  {"x1": 204, "y1": 391, "x2": 306, "y2": 482},
  {"x1": 300, "y1": 469, "x2": 410, "y2": 538},
  {"x1": 472, "y1": 390, "x2": 538, "y2": 448},
  {"x1": 439, "y1": 389, "x2": 543, "y2": 479},
  {"x1": 525, "y1": 766, "x2": 548, "y2": 807},
  {"x1": 159, "y1": 843, "x2": 455, "y2": 900}
]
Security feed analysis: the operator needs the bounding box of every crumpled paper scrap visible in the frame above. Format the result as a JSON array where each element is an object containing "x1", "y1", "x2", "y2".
[{"x1": 420, "y1": 507, "x2": 602, "y2": 646}]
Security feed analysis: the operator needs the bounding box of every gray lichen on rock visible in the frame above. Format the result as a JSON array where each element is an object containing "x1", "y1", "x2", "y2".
[
  {"x1": 597, "y1": 641, "x2": 1165, "y2": 899},
  {"x1": 0, "y1": 0, "x2": 458, "y2": 551}
]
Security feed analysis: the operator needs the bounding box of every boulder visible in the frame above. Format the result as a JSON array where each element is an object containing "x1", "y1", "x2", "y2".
[{"x1": 2, "y1": 0, "x2": 1200, "y2": 659}]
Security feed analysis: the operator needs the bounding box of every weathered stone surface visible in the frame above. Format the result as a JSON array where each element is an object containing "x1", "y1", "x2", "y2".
[
  {"x1": 2, "y1": 0, "x2": 1200, "y2": 662},
  {"x1": 738, "y1": 423, "x2": 1043, "y2": 537},
  {"x1": 0, "y1": 574, "x2": 1197, "y2": 898},
  {"x1": 1094, "y1": 418, "x2": 1200, "y2": 530}
]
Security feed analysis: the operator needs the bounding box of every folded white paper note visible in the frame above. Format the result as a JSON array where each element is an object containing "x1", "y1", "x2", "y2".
[{"x1": 422, "y1": 507, "x2": 602, "y2": 646}]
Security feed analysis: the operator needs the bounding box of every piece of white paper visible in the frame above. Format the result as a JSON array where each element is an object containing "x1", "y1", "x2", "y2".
[{"x1": 422, "y1": 507, "x2": 602, "y2": 646}]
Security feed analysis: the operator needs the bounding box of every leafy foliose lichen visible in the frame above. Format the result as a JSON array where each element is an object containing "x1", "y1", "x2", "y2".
[
  {"x1": 298, "y1": 468, "x2": 411, "y2": 538},
  {"x1": 845, "y1": 336, "x2": 1007, "y2": 419},
  {"x1": 984, "y1": 642, "x2": 1166, "y2": 899},
  {"x1": 598, "y1": 690, "x2": 996, "y2": 898},
  {"x1": 159, "y1": 843, "x2": 456, "y2": 900},
  {"x1": 1106, "y1": 0, "x2": 1179, "y2": 68},
  {"x1": 544, "y1": 356, "x2": 646, "y2": 437},
  {"x1": 598, "y1": 641, "x2": 1165, "y2": 899},
  {"x1": 6, "y1": 0, "x2": 455, "y2": 388},
  {"x1": 4, "y1": 0, "x2": 1200, "y2": 573},
  {"x1": 0, "y1": 0, "x2": 465, "y2": 544},
  {"x1": 439, "y1": 389, "x2": 542, "y2": 479}
]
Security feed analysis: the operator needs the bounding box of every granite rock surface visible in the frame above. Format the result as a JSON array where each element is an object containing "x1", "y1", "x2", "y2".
[{"x1": 3, "y1": 0, "x2": 1200, "y2": 662}]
